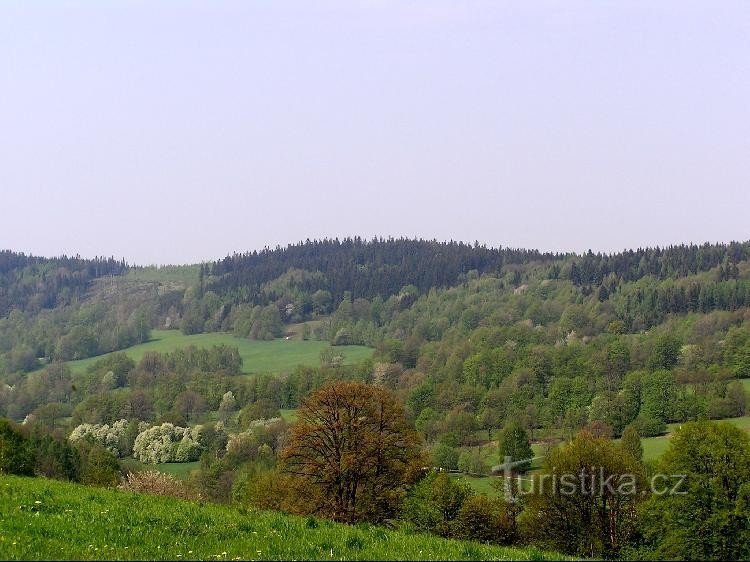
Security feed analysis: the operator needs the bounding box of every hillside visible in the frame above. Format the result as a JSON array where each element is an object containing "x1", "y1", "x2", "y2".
[
  {"x1": 2, "y1": 238, "x2": 750, "y2": 559},
  {"x1": 64, "y1": 330, "x2": 372, "y2": 375},
  {"x1": 0, "y1": 475, "x2": 562, "y2": 561}
]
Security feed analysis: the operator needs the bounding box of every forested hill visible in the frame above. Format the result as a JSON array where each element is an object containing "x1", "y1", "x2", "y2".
[
  {"x1": 567, "y1": 241, "x2": 750, "y2": 286},
  {"x1": 0, "y1": 250, "x2": 128, "y2": 316},
  {"x1": 207, "y1": 238, "x2": 750, "y2": 305},
  {"x1": 207, "y1": 237, "x2": 564, "y2": 304},
  {"x1": 2, "y1": 238, "x2": 750, "y2": 373}
]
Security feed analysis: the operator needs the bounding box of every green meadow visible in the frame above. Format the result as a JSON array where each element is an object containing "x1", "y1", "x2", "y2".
[
  {"x1": 65, "y1": 330, "x2": 373, "y2": 375},
  {"x1": 457, "y1": 415, "x2": 750, "y2": 491},
  {"x1": 0, "y1": 475, "x2": 563, "y2": 561},
  {"x1": 641, "y1": 416, "x2": 750, "y2": 462},
  {"x1": 119, "y1": 459, "x2": 200, "y2": 480}
]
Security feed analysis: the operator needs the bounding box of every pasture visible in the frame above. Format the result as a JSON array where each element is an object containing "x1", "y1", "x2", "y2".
[
  {"x1": 119, "y1": 459, "x2": 200, "y2": 480},
  {"x1": 641, "y1": 416, "x2": 750, "y2": 462},
  {"x1": 65, "y1": 330, "x2": 373, "y2": 375},
  {"x1": 0, "y1": 475, "x2": 563, "y2": 561}
]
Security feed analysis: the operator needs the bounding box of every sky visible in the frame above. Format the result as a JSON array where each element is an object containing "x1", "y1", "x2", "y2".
[{"x1": 1, "y1": 1, "x2": 748, "y2": 265}]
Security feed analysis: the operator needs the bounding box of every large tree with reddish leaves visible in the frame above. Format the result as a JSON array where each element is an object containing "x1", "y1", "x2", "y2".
[{"x1": 280, "y1": 380, "x2": 423, "y2": 523}]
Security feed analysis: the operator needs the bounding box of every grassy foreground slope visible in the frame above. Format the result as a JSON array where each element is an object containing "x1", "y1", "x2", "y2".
[
  {"x1": 0, "y1": 476, "x2": 562, "y2": 561},
  {"x1": 66, "y1": 330, "x2": 373, "y2": 375}
]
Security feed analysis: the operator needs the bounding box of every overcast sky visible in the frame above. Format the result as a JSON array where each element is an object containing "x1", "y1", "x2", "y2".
[{"x1": 1, "y1": 1, "x2": 748, "y2": 265}]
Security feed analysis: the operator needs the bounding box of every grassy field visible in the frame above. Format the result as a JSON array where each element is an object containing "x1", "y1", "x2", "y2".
[
  {"x1": 466, "y1": 415, "x2": 750, "y2": 481},
  {"x1": 450, "y1": 474, "x2": 502, "y2": 496},
  {"x1": 279, "y1": 409, "x2": 298, "y2": 423},
  {"x1": 641, "y1": 416, "x2": 750, "y2": 462},
  {"x1": 0, "y1": 476, "x2": 563, "y2": 561},
  {"x1": 119, "y1": 459, "x2": 200, "y2": 480},
  {"x1": 66, "y1": 330, "x2": 373, "y2": 375}
]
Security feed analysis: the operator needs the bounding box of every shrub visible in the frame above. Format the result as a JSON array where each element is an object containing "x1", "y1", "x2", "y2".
[
  {"x1": 238, "y1": 400, "x2": 280, "y2": 429},
  {"x1": 74, "y1": 440, "x2": 121, "y2": 487},
  {"x1": 0, "y1": 418, "x2": 33, "y2": 476},
  {"x1": 119, "y1": 470, "x2": 199, "y2": 501},
  {"x1": 132, "y1": 423, "x2": 203, "y2": 464},
  {"x1": 633, "y1": 414, "x2": 666, "y2": 437},
  {"x1": 432, "y1": 442, "x2": 460, "y2": 471},
  {"x1": 401, "y1": 472, "x2": 473, "y2": 537},
  {"x1": 619, "y1": 424, "x2": 643, "y2": 461},
  {"x1": 454, "y1": 495, "x2": 516, "y2": 544},
  {"x1": 30, "y1": 434, "x2": 80, "y2": 481},
  {"x1": 457, "y1": 448, "x2": 487, "y2": 475},
  {"x1": 637, "y1": 421, "x2": 750, "y2": 560},
  {"x1": 498, "y1": 421, "x2": 533, "y2": 472},
  {"x1": 69, "y1": 419, "x2": 133, "y2": 457}
]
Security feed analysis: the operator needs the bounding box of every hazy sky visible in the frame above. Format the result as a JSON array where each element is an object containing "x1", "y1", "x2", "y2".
[{"x1": 1, "y1": 1, "x2": 748, "y2": 265}]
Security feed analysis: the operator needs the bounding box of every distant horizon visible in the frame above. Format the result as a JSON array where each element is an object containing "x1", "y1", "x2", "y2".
[{"x1": 5, "y1": 234, "x2": 749, "y2": 268}]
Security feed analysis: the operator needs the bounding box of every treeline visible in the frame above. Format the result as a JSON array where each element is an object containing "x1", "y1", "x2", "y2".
[
  {"x1": 180, "y1": 238, "x2": 750, "y2": 337},
  {"x1": 0, "y1": 281, "x2": 161, "y2": 374},
  {"x1": 1, "y1": 343, "x2": 366, "y2": 430},
  {"x1": 0, "y1": 250, "x2": 127, "y2": 316},
  {"x1": 0, "y1": 418, "x2": 121, "y2": 487},
  {"x1": 612, "y1": 276, "x2": 750, "y2": 330},
  {"x1": 207, "y1": 237, "x2": 562, "y2": 306},
  {"x1": 568, "y1": 241, "x2": 749, "y2": 286}
]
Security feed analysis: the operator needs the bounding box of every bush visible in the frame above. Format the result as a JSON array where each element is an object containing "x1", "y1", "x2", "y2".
[
  {"x1": 119, "y1": 470, "x2": 199, "y2": 501},
  {"x1": 454, "y1": 495, "x2": 516, "y2": 544},
  {"x1": 132, "y1": 423, "x2": 203, "y2": 464},
  {"x1": 432, "y1": 442, "x2": 460, "y2": 471},
  {"x1": 498, "y1": 421, "x2": 533, "y2": 472},
  {"x1": 69, "y1": 419, "x2": 134, "y2": 457},
  {"x1": 74, "y1": 440, "x2": 120, "y2": 487},
  {"x1": 457, "y1": 448, "x2": 487, "y2": 475},
  {"x1": 30, "y1": 434, "x2": 80, "y2": 481},
  {"x1": 0, "y1": 418, "x2": 33, "y2": 476},
  {"x1": 633, "y1": 414, "x2": 666, "y2": 437},
  {"x1": 401, "y1": 472, "x2": 473, "y2": 537},
  {"x1": 238, "y1": 400, "x2": 280, "y2": 429}
]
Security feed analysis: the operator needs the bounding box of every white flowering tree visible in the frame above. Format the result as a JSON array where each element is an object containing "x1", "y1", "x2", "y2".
[
  {"x1": 132, "y1": 423, "x2": 203, "y2": 464},
  {"x1": 217, "y1": 391, "x2": 238, "y2": 423},
  {"x1": 69, "y1": 419, "x2": 131, "y2": 457},
  {"x1": 225, "y1": 417, "x2": 282, "y2": 457}
]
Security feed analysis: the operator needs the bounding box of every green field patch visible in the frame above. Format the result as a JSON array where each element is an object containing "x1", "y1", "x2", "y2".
[
  {"x1": 640, "y1": 416, "x2": 750, "y2": 462},
  {"x1": 66, "y1": 330, "x2": 373, "y2": 375},
  {"x1": 279, "y1": 409, "x2": 298, "y2": 423},
  {"x1": 119, "y1": 459, "x2": 200, "y2": 480},
  {"x1": 0, "y1": 475, "x2": 564, "y2": 561},
  {"x1": 449, "y1": 473, "x2": 501, "y2": 497}
]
